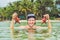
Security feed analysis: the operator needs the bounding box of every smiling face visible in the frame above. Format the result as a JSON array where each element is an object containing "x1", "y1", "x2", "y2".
[{"x1": 27, "y1": 17, "x2": 36, "y2": 27}]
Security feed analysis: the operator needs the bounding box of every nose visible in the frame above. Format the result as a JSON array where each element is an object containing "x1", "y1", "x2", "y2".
[{"x1": 30, "y1": 20, "x2": 34, "y2": 24}]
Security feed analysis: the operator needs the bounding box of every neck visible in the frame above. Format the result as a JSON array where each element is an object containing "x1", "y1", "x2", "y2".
[{"x1": 28, "y1": 25, "x2": 34, "y2": 28}]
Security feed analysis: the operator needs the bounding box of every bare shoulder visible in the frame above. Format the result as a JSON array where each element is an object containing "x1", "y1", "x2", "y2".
[
  {"x1": 19, "y1": 26, "x2": 26, "y2": 29},
  {"x1": 36, "y1": 26, "x2": 41, "y2": 28},
  {"x1": 36, "y1": 26, "x2": 48, "y2": 29}
]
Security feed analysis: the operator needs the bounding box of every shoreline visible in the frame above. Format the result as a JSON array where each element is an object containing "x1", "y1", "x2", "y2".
[{"x1": 0, "y1": 20, "x2": 60, "y2": 22}]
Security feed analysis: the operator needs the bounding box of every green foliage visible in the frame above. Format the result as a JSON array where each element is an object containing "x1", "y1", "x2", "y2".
[
  {"x1": 0, "y1": 0, "x2": 59, "y2": 20},
  {"x1": 50, "y1": 17, "x2": 55, "y2": 20}
]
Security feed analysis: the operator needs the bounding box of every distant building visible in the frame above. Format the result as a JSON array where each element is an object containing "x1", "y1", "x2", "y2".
[
  {"x1": 56, "y1": 0, "x2": 60, "y2": 4},
  {"x1": 56, "y1": 0, "x2": 60, "y2": 10},
  {"x1": 55, "y1": 0, "x2": 60, "y2": 18}
]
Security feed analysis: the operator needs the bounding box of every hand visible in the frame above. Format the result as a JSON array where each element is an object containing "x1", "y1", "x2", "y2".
[
  {"x1": 46, "y1": 14, "x2": 49, "y2": 20},
  {"x1": 12, "y1": 13, "x2": 17, "y2": 20}
]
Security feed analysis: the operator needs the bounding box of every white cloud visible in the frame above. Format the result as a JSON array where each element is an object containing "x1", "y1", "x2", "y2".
[{"x1": 0, "y1": 0, "x2": 19, "y2": 7}]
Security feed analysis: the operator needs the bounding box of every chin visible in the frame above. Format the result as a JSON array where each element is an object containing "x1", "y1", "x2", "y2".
[{"x1": 29, "y1": 25, "x2": 33, "y2": 27}]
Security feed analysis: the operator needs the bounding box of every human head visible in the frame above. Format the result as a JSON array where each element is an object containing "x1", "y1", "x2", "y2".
[{"x1": 27, "y1": 14, "x2": 36, "y2": 27}]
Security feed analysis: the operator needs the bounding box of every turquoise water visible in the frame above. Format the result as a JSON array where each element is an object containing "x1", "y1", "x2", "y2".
[{"x1": 0, "y1": 21, "x2": 60, "y2": 40}]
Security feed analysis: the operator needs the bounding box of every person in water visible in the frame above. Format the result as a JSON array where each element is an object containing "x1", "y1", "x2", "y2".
[
  {"x1": 10, "y1": 13, "x2": 52, "y2": 34},
  {"x1": 12, "y1": 12, "x2": 20, "y2": 24}
]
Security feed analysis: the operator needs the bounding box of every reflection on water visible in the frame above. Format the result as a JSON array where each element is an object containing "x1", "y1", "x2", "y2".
[{"x1": 0, "y1": 21, "x2": 60, "y2": 40}]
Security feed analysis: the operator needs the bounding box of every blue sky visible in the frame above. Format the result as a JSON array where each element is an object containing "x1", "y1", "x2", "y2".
[{"x1": 0, "y1": 0, "x2": 19, "y2": 7}]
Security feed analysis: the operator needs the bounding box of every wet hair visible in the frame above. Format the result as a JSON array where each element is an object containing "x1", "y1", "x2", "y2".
[
  {"x1": 27, "y1": 14, "x2": 36, "y2": 25},
  {"x1": 27, "y1": 14, "x2": 36, "y2": 19}
]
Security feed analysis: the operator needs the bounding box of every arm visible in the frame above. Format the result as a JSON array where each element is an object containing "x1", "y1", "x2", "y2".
[
  {"x1": 47, "y1": 14, "x2": 52, "y2": 33},
  {"x1": 10, "y1": 19, "x2": 15, "y2": 29},
  {"x1": 10, "y1": 13, "x2": 25, "y2": 29},
  {"x1": 10, "y1": 14, "x2": 16, "y2": 40},
  {"x1": 10, "y1": 13, "x2": 16, "y2": 29}
]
